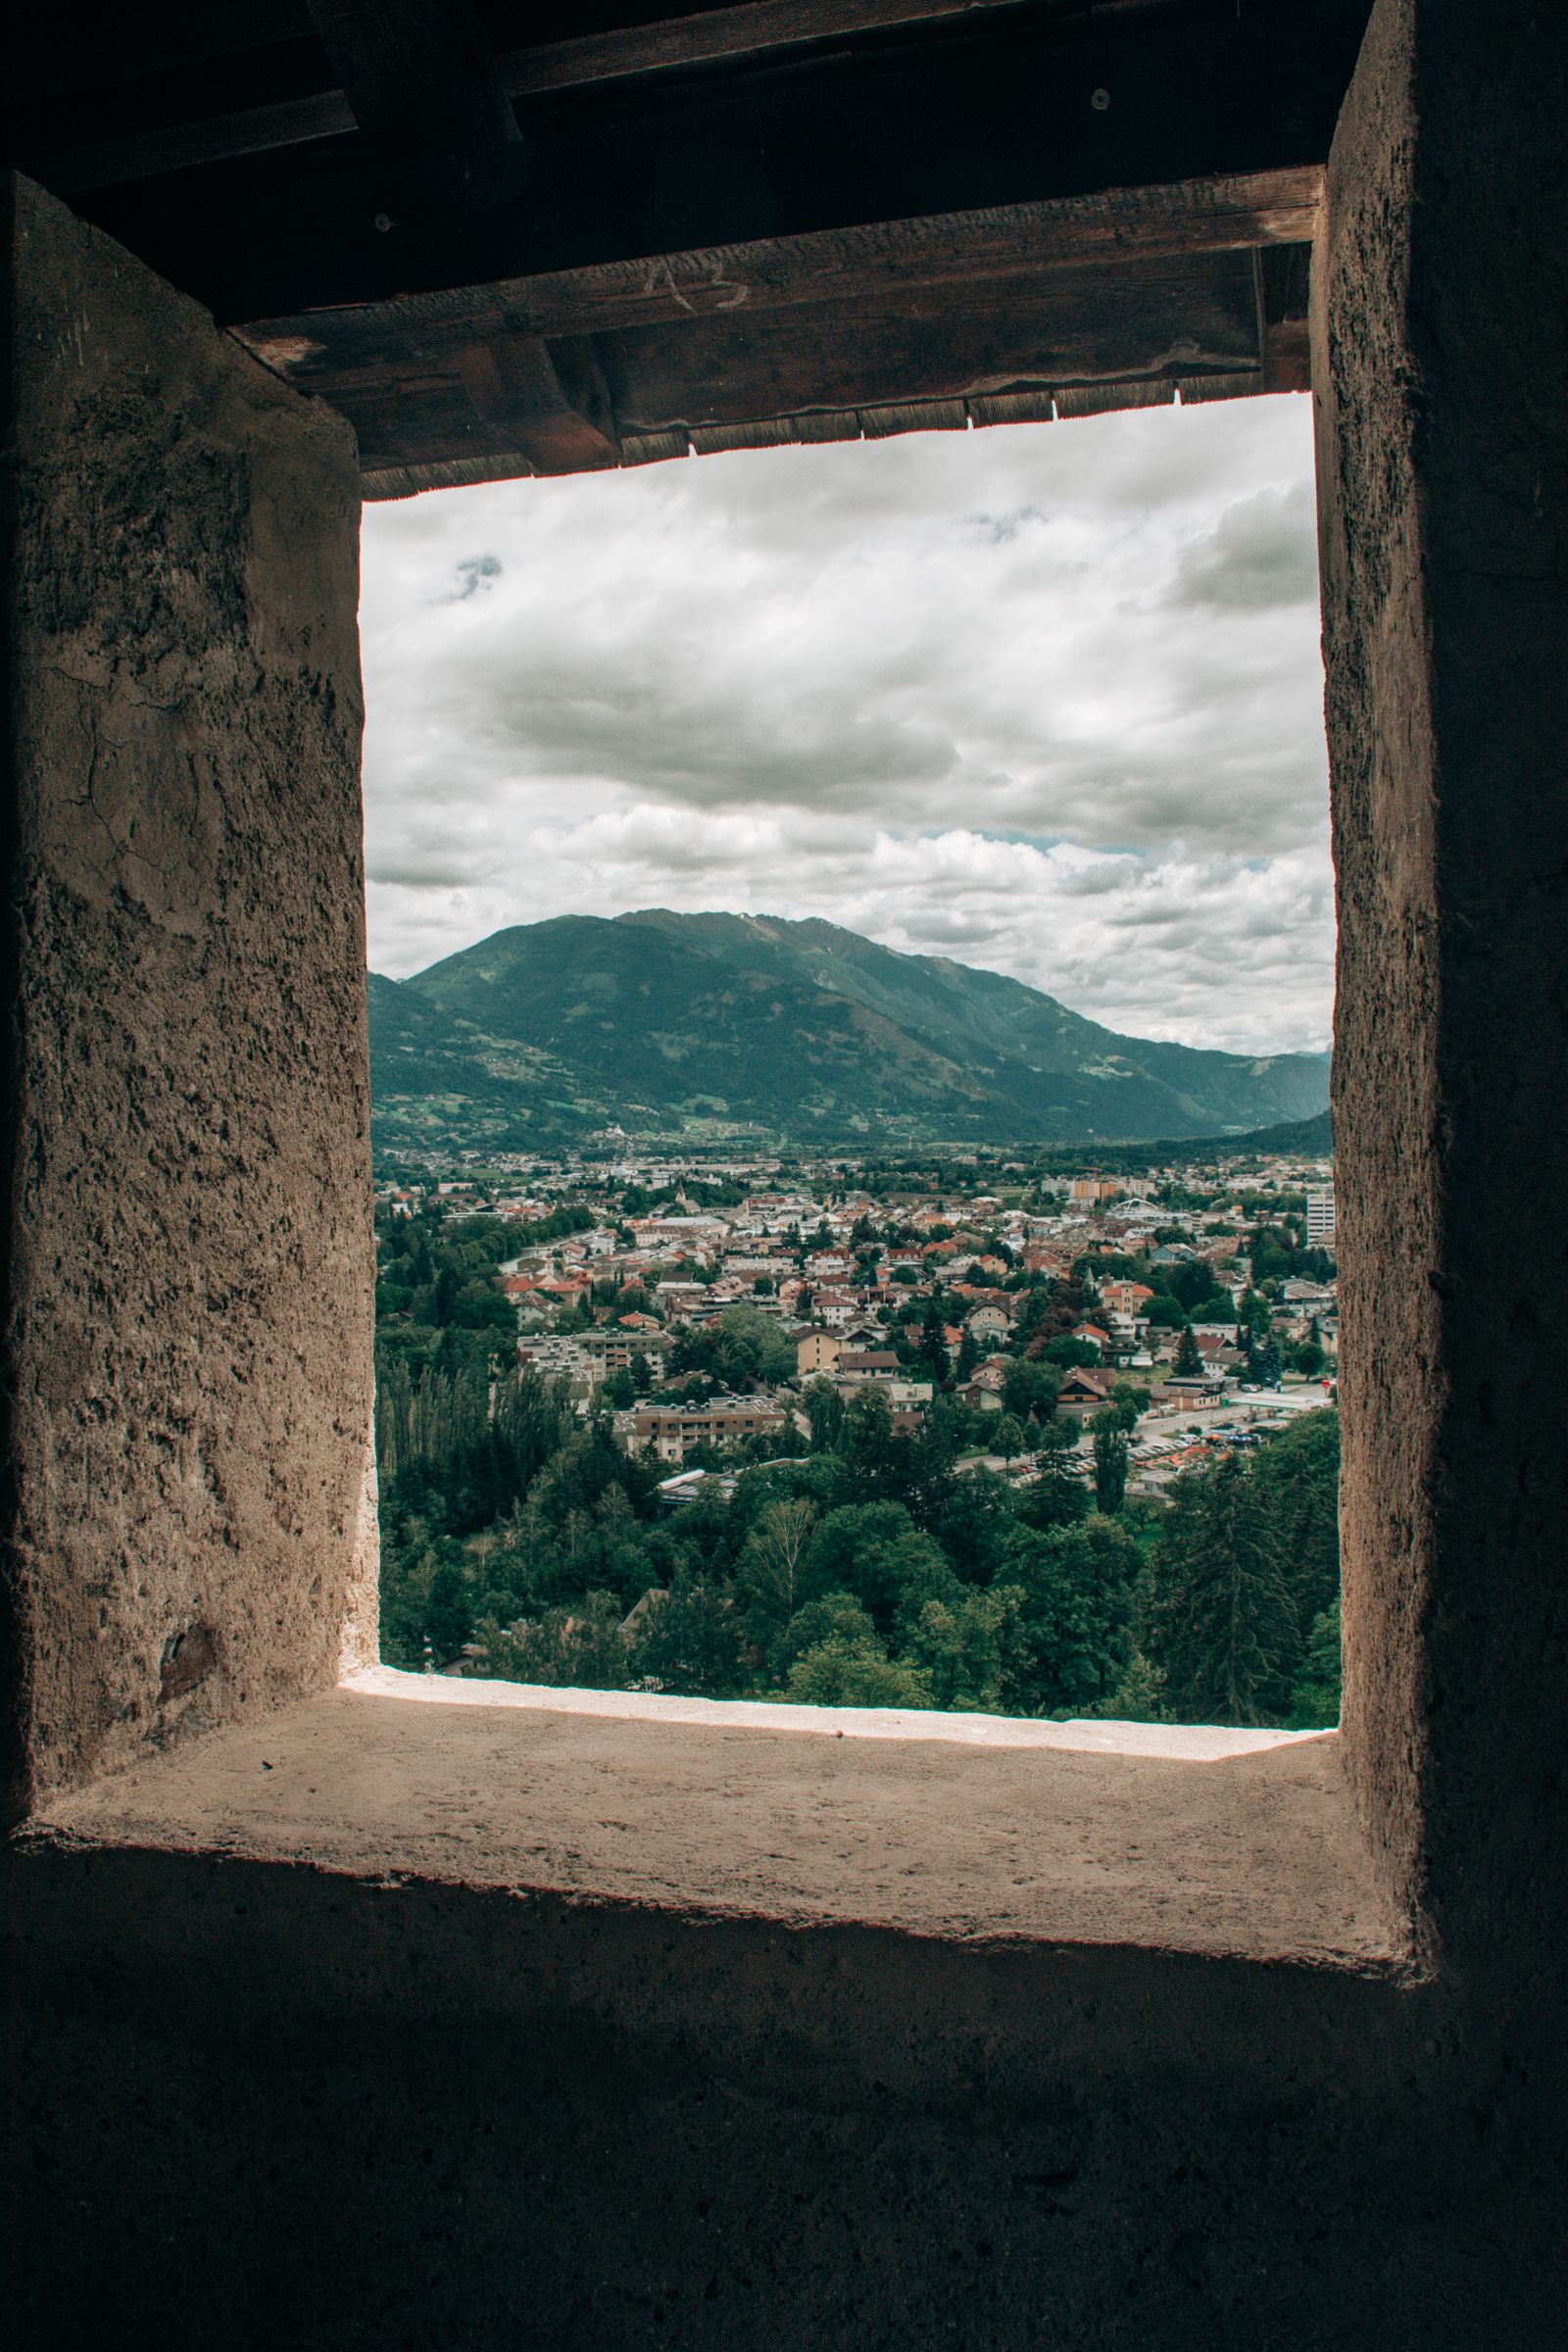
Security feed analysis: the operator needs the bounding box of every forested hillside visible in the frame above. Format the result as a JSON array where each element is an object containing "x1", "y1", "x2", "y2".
[{"x1": 368, "y1": 910, "x2": 1330, "y2": 1152}]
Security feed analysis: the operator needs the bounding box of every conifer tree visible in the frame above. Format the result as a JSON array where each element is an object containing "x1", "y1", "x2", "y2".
[
  {"x1": 1145, "y1": 1453, "x2": 1300, "y2": 1724},
  {"x1": 1092, "y1": 1418, "x2": 1129, "y2": 1514}
]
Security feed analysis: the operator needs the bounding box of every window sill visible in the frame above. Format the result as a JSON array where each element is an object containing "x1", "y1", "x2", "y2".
[{"x1": 25, "y1": 1673, "x2": 1398, "y2": 1973}]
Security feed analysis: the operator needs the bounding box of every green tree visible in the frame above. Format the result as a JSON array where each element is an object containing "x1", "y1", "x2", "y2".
[
  {"x1": 1144, "y1": 1454, "x2": 1301, "y2": 1725},
  {"x1": 1092, "y1": 1418, "x2": 1129, "y2": 1514},
  {"x1": 424, "y1": 1562, "x2": 472, "y2": 1663},
  {"x1": 1002, "y1": 1515, "x2": 1140, "y2": 1715},
  {"x1": 475, "y1": 1591, "x2": 629, "y2": 1690},
  {"x1": 1289, "y1": 1598, "x2": 1342, "y2": 1729},
  {"x1": 1142, "y1": 1294, "x2": 1186, "y2": 1331},
  {"x1": 1016, "y1": 1421, "x2": 1089, "y2": 1532},
  {"x1": 1084, "y1": 1648, "x2": 1171, "y2": 1724},
  {"x1": 915, "y1": 1296, "x2": 951, "y2": 1383},
  {"x1": 806, "y1": 1501, "x2": 952, "y2": 1630},
  {"x1": 930, "y1": 1465, "x2": 1016, "y2": 1586},
  {"x1": 785, "y1": 1635, "x2": 933, "y2": 1709},
  {"x1": 1107, "y1": 1381, "x2": 1147, "y2": 1431},
  {"x1": 840, "y1": 1383, "x2": 899, "y2": 1498},
  {"x1": 803, "y1": 1376, "x2": 846, "y2": 1453},
  {"x1": 1251, "y1": 1408, "x2": 1340, "y2": 1630},
  {"x1": 1002, "y1": 1357, "x2": 1062, "y2": 1423},
  {"x1": 715, "y1": 1302, "x2": 796, "y2": 1385},
  {"x1": 1236, "y1": 1288, "x2": 1271, "y2": 1342},
  {"x1": 629, "y1": 1573, "x2": 745, "y2": 1696},
  {"x1": 905, "y1": 1586, "x2": 1028, "y2": 1713},
  {"x1": 735, "y1": 1498, "x2": 817, "y2": 1669},
  {"x1": 1172, "y1": 1323, "x2": 1203, "y2": 1377},
  {"x1": 1038, "y1": 1335, "x2": 1101, "y2": 1369},
  {"x1": 993, "y1": 1412, "x2": 1027, "y2": 1460}
]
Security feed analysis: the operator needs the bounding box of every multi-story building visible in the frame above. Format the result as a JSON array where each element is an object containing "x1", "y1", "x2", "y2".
[
  {"x1": 630, "y1": 1398, "x2": 789, "y2": 1464},
  {"x1": 575, "y1": 1326, "x2": 673, "y2": 1374},
  {"x1": 1305, "y1": 1184, "x2": 1337, "y2": 1246},
  {"x1": 796, "y1": 1329, "x2": 843, "y2": 1377}
]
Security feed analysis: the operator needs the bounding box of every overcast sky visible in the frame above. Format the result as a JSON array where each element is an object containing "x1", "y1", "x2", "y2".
[{"x1": 359, "y1": 393, "x2": 1331, "y2": 1055}]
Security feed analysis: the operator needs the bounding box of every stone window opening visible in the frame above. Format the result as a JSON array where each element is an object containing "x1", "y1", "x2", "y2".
[{"x1": 360, "y1": 395, "x2": 1335, "y2": 1740}]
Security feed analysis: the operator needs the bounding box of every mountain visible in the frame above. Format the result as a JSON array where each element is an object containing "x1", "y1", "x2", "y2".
[{"x1": 367, "y1": 910, "x2": 1330, "y2": 1152}]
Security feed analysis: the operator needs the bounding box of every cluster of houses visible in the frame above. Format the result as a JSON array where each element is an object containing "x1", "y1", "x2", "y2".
[{"x1": 377, "y1": 1149, "x2": 1337, "y2": 1478}]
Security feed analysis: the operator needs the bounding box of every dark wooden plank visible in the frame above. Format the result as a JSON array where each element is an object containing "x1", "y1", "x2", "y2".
[
  {"x1": 306, "y1": 0, "x2": 519, "y2": 151},
  {"x1": 35, "y1": 94, "x2": 356, "y2": 195},
  {"x1": 597, "y1": 249, "x2": 1257, "y2": 433},
  {"x1": 338, "y1": 245, "x2": 1259, "y2": 473},
  {"x1": 360, "y1": 358, "x2": 1252, "y2": 499},
  {"x1": 364, "y1": 454, "x2": 534, "y2": 499},
  {"x1": 234, "y1": 170, "x2": 1320, "y2": 380},
  {"x1": 501, "y1": 0, "x2": 1044, "y2": 98},
  {"x1": 16, "y1": 0, "x2": 1181, "y2": 188},
  {"x1": 36, "y1": 0, "x2": 1370, "y2": 320}
]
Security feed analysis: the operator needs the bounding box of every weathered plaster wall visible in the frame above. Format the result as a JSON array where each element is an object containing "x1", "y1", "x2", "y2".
[
  {"x1": 0, "y1": 176, "x2": 375, "y2": 1817},
  {"x1": 1313, "y1": 0, "x2": 1568, "y2": 1993}
]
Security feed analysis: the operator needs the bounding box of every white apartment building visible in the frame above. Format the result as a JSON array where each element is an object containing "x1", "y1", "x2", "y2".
[{"x1": 1305, "y1": 1184, "x2": 1337, "y2": 1246}]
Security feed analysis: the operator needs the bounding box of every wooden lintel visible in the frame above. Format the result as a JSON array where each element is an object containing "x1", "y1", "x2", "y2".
[{"x1": 236, "y1": 170, "x2": 1321, "y2": 386}]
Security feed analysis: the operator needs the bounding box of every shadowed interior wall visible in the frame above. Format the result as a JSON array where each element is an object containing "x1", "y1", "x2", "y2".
[
  {"x1": 0, "y1": 175, "x2": 375, "y2": 1820},
  {"x1": 1313, "y1": 0, "x2": 1568, "y2": 1986}
]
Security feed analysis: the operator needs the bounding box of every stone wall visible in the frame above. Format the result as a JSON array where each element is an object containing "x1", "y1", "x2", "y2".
[
  {"x1": 1313, "y1": 0, "x2": 1568, "y2": 1992},
  {"x1": 0, "y1": 176, "x2": 375, "y2": 1818}
]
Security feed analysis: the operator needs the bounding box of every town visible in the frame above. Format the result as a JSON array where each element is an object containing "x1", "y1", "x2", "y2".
[{"x1": 371, "y1": 1141, "x2": 1341, "y2": 1729}]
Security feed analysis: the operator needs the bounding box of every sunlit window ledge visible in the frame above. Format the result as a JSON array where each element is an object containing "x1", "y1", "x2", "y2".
[
  {"x1": 345, "y1": 1662, "x2": 1319, "y2": 1763},
  {"x1": 25, "y1": 1673, "x2": 1396, "y2": 1976}
]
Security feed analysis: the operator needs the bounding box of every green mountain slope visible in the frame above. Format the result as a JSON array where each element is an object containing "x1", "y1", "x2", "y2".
[{"x1": 368, "y1": 910, "x2": 1329, "y2": 1152}]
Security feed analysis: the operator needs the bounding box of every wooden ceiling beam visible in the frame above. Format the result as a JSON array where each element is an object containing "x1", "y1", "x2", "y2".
[
  {"x1": 279, "y1": 238, "x2": 1267, "y2": 478},
  {"x1": 234, "y1": 170, "x2": 1321, "y2": 377},
  {"x1": 13, "y1": 0, "x2": 1088, "y2": 194},
  {"x1": 306, "y1": 0, "x2": 519, "y2": 153},
  {"x1": 20, "y1": 0, "x2": 1370, "y2": 301},
  {"x1": 499, "y1": 0, "x2": 1133, "y2": 101}
]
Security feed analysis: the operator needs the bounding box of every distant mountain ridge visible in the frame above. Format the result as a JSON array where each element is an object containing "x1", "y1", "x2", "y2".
[{"x1": 368, "y1": 909, "x2": 1330, "y2": 1152}]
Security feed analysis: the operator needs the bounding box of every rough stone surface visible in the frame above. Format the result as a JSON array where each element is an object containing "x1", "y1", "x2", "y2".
[
  {"x1": 25, "y1": 1683, "x2": 1397, "y2": 1962},
  {"x1": 1312, "y1": 0, "x2": 1568, "y2": 1997},
  {"x1": 0, "y1": 176, "x2": 375, "y2": 1817}
]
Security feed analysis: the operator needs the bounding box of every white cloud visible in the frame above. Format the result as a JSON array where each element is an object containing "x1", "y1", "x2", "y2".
[{"x1": 360, "y1": 395, "x2": 1331, "y2": 1053}]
